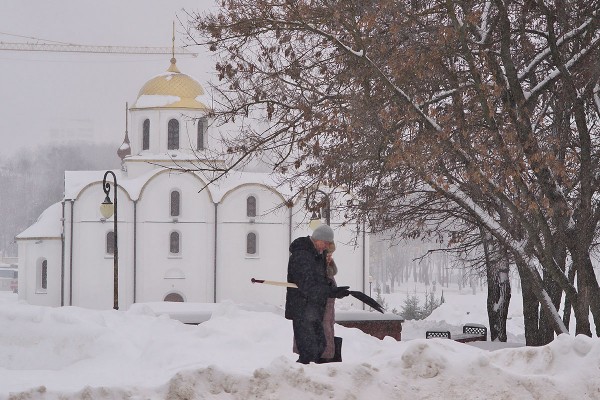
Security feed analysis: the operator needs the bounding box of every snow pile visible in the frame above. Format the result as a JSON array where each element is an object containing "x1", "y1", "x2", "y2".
[{"x1": 1, "y1": 292, "x2": 600, "y2": 399}]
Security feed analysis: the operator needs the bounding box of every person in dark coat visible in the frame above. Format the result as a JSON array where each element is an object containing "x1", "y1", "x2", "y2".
[
  {"x1": 292, "y1": 242, "x2": 341, "y2": 362},
  {"x1": 285, "y1": 224, "x2": 349, "y2": 364}
]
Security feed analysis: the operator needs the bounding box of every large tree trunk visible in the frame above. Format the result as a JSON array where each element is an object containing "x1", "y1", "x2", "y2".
[
  {"x1": 567, "y1": 224, "x2": 600, "y2": 336},
  {"x1": 515, "y1": 260, "x2": 562, "y2": 346},
  {"x1": 569, "y1": 245, "x2": 600, "y2": 336},
  {"x1": 486, "y1": 255, "x2": 511, "y2": 342},
  {"x1": 517, "y1": 260, "x2": 543, "y2": 345},
  {"x1": 538, "y1": 271, "x2": 563, "y2": 344},
  {"x1": 481, "y1": 228, "x2": 511, "y2": 341},
  {"x1": 538, "y1": 241, "x2": 568, "y2": 343}
]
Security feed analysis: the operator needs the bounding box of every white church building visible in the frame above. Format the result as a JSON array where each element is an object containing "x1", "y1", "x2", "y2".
[{"x1": 16, "y1": 57, "x2": 369, "y2": 311}]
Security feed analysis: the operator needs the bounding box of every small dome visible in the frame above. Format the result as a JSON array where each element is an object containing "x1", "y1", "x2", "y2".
[
  {"x1": 117, "y1": 131, "x2": 131, "y2": 160},
  {"x1": 132, "y1": 58, "x2": 208, "y2": 110}
]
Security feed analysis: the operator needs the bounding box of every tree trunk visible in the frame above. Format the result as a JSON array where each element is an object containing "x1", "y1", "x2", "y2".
[
  {"x1": 569, "y1": 246, "x2": 592, "y2": 336},
  {"x1": 481, "y1": 229, "x2": 511, "y2": 342},
  {"x1": 562, "y1": 263, "x2": 576, "y2": 329},
  {"x1": 570, "y1": 243, "x2": 600, "y2": 337},
  {"x1": 516, "y1": 260, "x2": 543, "y2": 345},
  {"x1": 486, "y1": 255, "x2": 511, "y2": 342},
  {"x1": 515, "y1": 259, "x2": 565, "y2": 345},
  {"x1": 538, "y1": 270, "x2": 563, "y2": 344},
  {"x1": 537, "y1": 241, "x2": 567, "y2": 343}
]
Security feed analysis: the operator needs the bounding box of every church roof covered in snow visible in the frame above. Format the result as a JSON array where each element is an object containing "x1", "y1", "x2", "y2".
[{"x1": 16, "y1": 202, "x2": 62, "y2": 240}]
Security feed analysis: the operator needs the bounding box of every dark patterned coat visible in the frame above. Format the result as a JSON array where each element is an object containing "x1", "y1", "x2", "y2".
[
  {"x1": 284, "y1": 236, "x2": 331, "y2": 322},
  {"x1": 287, "y1": 237, "x2": 339, "y2": 360}
]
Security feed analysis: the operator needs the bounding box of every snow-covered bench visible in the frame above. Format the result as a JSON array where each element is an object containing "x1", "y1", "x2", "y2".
[
  {"x1": 426, "y1": 323, "x2": 487, "y2": 343},
  {"x1": 335, "y1": 310, "x2": 404, "y2": 341}
]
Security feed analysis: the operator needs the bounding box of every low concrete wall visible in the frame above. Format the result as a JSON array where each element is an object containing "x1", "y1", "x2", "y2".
[{"x1": 336, "y1": 310, "x2": 403, "y2": 340}]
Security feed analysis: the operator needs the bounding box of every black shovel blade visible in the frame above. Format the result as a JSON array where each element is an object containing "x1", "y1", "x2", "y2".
[{"x1": 348, "y1": 291, "x2": 385, "y2": 313}]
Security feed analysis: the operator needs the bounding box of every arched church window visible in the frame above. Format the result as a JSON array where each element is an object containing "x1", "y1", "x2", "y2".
[
  {"x1": 41, "y1": 260, "x2": 47, "y2": 290},
  {"x1": 168, "y1": 119, "x2": 179, "y2": 150},
  {"x1": 247, "y1": 195, "x2": 257, "y2": 218},
  {"x1": 197, "y1": 117, "x2": 207, "y2": 150},
  {"x1": 106, "y1": 231, "x2": 114, "y2": 254},
  {"x1": 37, "y1": 259, "x2": 48, "y2": 291},
  {"x1": 142, "y1": 119, "x2": 150, "y2": 150},
  {"x1": 170, "y1": 231, "x2": 180, "y2": 254},
  {"x1": 170, "y1": 190, "x2": 181, "y2": 217},
  {"x1": 246, "y1": 232, "x2": 257, "y2": 255},
  {"x1": 164, "y1": 292, "x2": 184, "y2": 302}
]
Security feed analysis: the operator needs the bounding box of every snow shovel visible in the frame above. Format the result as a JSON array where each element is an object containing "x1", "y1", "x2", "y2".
[
  {"x1": 251, "y1": 278, "x2": 385, "y2": 313},
  {"x1": 347, "y1": 290, "x2": 385, "y2": 314}
]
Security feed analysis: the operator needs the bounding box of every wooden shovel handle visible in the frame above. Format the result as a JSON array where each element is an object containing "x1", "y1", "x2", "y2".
[{"x1": 251, "y1": 278, "x2": 298, "y2": 288}]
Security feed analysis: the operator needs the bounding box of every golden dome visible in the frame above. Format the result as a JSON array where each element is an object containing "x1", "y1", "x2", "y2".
[{"x1": 132, "y1": 58, "x2": 208, "y2": 110}]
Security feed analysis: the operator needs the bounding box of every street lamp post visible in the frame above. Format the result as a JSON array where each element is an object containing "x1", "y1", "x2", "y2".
[
  {"x1": 100, "y1": 171, "x2": 118, "y2": 310},
  {"x1": 305, "y1": 188, "x2": 331, "y2": 228}
]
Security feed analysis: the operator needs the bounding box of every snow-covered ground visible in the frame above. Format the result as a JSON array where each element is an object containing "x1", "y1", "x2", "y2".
[
  {"x1": 1, "y1": 283, "x2": 599, "y2": 400},
  {"x1": 383, "y1": 283, "x2": 525, "y2": 344}
]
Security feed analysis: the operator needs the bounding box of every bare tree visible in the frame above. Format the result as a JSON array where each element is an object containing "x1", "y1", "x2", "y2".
[{"x1": 187, "y1": 0, "x2": 600, "y2": 342}]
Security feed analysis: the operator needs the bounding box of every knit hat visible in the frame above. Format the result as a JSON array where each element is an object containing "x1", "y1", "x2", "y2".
[{"x1": 312, "y1": 224, "x2": 334, "y2": 243}]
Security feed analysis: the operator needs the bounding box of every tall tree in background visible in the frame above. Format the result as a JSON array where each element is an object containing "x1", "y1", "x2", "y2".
[{"x1": 188, "y1": 0, "x2": 600, "y2": 343}]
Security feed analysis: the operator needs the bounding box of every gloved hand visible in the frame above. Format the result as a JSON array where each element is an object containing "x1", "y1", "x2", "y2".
[{"x1": 330, "y1": 286, "x2": 350, "y2": 299}]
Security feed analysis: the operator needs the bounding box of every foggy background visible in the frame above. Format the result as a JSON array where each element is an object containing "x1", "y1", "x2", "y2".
[
  {"x1": 0, "y1": 0, "x2": 216, "y2": 255},
  {"x1": 0, "y1": 0, "x2": 215, "y2": 156}
]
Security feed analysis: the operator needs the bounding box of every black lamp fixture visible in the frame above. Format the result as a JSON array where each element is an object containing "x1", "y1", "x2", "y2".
[
  {"x1": 305, "y1": 188, "x2": 331, "y2": 229},
  {"x1": 100, "y1": 170, "x2": 119, "y2": 310}
]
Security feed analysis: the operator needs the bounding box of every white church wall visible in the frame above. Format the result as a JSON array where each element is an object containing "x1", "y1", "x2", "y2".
[
  {"x1": 127, "y1": 108, "x2": 210, "y2": 178},
  {"x1": 130, "y1": 109, "x2": 203, "y2": 155},
  {"x1": 17, "y1": 239, "x2": 62, "y2": 307},
  {"x1": 135, "y1": 172, "x2": 215, "y2": 304},
  {"x1": 121, "y1": 159, "x2": 144, "y2": 178},
  {"x1": 216, "y1": 185, "x2": 290, "y2": 306},
  {"x1": 69, "y1": 221, "x2": 131, "y2": 309},
  {"x1": 16, "y1": 241, "x2": 28, "y2": 301},
  {"x1": 18, "y1": 181, "x2": 371, "y2": 311},
  {"x1": 68, "y1": 183, "x2": 135, "y2": 310},
  {"x1": 134, "y1": 221, "x2": 214, "y2": 303}
]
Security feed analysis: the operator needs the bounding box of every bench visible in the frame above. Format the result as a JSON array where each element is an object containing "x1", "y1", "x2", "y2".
[
  {"x1": 426, "y1": 323, "x2": 487, "y2": 343},
  {"x1": 425, "y1": 330, "x2": 451, "y2": 339}
]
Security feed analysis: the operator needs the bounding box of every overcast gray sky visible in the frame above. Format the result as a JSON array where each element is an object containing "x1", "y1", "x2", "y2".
[{"x1": 0, "y1": 0, "x2": 216, "y2": 157}]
